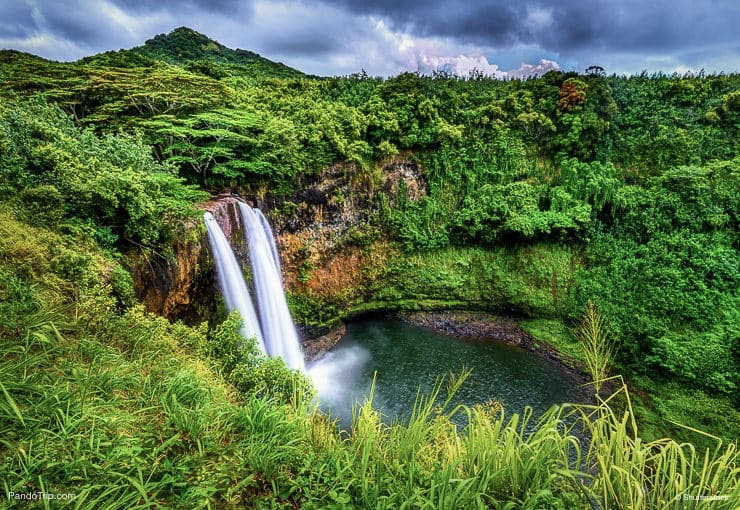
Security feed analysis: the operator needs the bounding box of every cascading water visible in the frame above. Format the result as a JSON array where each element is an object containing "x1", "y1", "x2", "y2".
[
  {"x1": 239, "y1": 202, "x2": 305, "y2": 371},
  {"x1": 203, "y1": 205, "x2": 305, "y2": 371},
  {"x1": 203, "y1": 212, "x2": 266, "y2": 353},
  {"x1": 256, "y1": 207, "x2": 282, "y2": 276}
]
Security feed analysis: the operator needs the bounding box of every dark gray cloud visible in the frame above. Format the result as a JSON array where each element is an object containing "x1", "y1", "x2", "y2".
[
  {"x1": 249, "y1": 3, "x2": 350, "y2": 58},
  {"x1": 0, "y1": 0, "x2": 737, "y2": 75},
  {"x1": 109, "y1": 0, "x2": 248, "y2": 13},
  {"x1": 263, "y1": 32, "x2": 340, "y2": 58},
  {"x1": 3, "y1": 0, "x2": 251, "y2": 46},
  {"x1": 0, "y1": 1, "x2": 127, "y2": 51},
  {"x1": 320, "y1": 0, "x2": 527, "y2": 46},
  {"x1": 40, "y1": 1, "x2": 116, "y2": 46},
  {"x1": 0, "y1": 3, "x2": 37, "y2": 39},
  {"x1": 419, "y1": 3, "x2": 523, "y2": 46},
  {"x1": 321, "y1": 0, "x2": 740, "y2": 57}
]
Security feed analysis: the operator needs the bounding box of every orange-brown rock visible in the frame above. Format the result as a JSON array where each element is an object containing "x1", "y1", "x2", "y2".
[
  {"x1": 128, "y1": 194, "x2": 247, "y2": 321},
  {"x1": 129, "y1": 159, "x2": 425, "y2": 328}
]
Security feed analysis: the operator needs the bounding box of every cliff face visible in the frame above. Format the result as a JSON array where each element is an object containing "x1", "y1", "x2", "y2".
[
  {"x1": 271, "y1": 160, "x2": 424, "y2": 282},
  {"x1": 129, "y1": 160, "x2": 426, "y2": 328},
  {"x1": 266, "y1": 160, "x2": 425, "y2": 329},
  {"x1": 128, "y1": 195, "x2": 248, "y2": 322}
]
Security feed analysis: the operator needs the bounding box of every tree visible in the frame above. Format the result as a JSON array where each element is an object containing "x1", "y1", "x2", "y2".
[{"x1": 557, "y1": 78, "x2": 588, "y2": 112}]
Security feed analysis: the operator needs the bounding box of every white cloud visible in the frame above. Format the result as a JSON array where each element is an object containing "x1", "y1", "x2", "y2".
[
  {"x1": 349, "y1": 18, "x2": 560, "y2": 78},
  {"x1": 0, "y1": 32, "x2": 81, "y2": 61},
  {"x1": 416, "y1": 53, "x2": 507, "y2": 78},
  {"x1": 508, "y1": 58, "x2": 561, "y2": 78}
]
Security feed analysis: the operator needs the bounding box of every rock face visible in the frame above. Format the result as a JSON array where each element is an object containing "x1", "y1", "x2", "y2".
[
  {"x1": 266, "y1": 159, "x2": 425, "y2": 300},
  {"x1": 399, "y1": 311, "x2": 530, "y2": 344},
  {"x1": 129, "y1": 160, "x2": 427, "y2": 331},
  {"x1": 300, "y1": 322, "x2": 346, "y2": 362},
  {"x1": 383, "y1": 160, "x2": 427, "y2": 203},
  {"x1": 128, "y1": 194, "x2": 248, "y2": 322}
]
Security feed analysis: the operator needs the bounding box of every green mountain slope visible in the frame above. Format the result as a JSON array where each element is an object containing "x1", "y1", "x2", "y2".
[
  {"x1": 132, "y1": 27, "x2": 261, "y2": 64},
  {"x1": 129, "y1": 26, "x2": 307, "y2": 78}
]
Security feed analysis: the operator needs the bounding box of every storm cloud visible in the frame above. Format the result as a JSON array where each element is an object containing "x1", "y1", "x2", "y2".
[
  {"x1": 0, "y1": 0, "x2": 738, "y2": 76},
  {"x1": 321, "y1": 0, "x2": 739, "y2": 54}
]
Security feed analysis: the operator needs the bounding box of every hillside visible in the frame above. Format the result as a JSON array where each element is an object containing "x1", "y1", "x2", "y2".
[
  {"x1": 0, "y1": 27, "x2": 306, "y2": 89},
  {"x1": 128, "y1": 27, "x2": 307, "y2": 78},
  {"x1": 133, "y1": 27, "x2": 260, "y2": 64},
  {"x1": 0, "y1": 27, "x2": 738, "y2": 508}
]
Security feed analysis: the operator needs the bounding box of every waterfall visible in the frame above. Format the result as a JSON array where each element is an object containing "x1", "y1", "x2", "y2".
[
  {"x1": 239, "y1": 202, "x2": 305, "y2": 371},
  {"x1": 255, "y1": 207, "x2": 282, "y2": 275},
  {"x1": 203, "y1": 212, "x2": 266, "y2": 353},
  {"x1": 203, "y1": 205, "x2": 305, "y2": 372}
]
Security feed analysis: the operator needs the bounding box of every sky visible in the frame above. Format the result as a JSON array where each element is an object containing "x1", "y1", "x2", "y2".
[{"x1": 1, "y1": 0, "x2": 739, "y2": 77}]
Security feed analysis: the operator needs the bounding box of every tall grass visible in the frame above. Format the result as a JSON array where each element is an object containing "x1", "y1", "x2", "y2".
[
  {"x1": 576, "y1": 378, "x2": 738, "y2": 509},
  {"x1": 577, "y1": 301, "x2": 613, "y2": 393},
  {"x1": 0, "y1": 268, "x2": 736, "y2": 508},
  {"x1": 2, "y1": 311, "x2": 738, "y2": 508},
  {"x1": 328, "y1": 374, "x2": 738, "y2": 509}
]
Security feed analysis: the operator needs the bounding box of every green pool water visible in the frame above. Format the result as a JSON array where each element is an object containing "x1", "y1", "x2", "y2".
[{"x1": 309, "y1": 318, "x2": 588, "y2": 429}]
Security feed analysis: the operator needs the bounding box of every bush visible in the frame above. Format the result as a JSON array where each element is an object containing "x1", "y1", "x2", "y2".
[
  {"x1": 572, "y1": 160, "x2": 739, "y2": 394},
  {"x1": 207, "y1": 311, "x2": 313, "y2": 403},
  {"x1": 0, "y1": 99, "x2": 207, "y2": 247}
]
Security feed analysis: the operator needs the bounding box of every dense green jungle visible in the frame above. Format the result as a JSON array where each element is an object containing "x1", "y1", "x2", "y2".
[{"x1": 1, "y1": 27, "x2": 738, "y2": 508}]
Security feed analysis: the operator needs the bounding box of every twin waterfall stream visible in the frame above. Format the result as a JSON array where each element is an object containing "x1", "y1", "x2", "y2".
[{"x1": 203, "y1": 203, "x2": 305, "y2": 371}]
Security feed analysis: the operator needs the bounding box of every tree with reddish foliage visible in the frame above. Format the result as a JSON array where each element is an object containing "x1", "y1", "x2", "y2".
[{"x1": 557, "y1": 78, "x2": 588, "y2": 111}]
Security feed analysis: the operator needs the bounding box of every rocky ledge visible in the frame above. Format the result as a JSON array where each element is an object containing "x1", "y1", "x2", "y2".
[
  {"x1": 398, "y1": 311, "x2": 528, "y2": 344},
  {"x1": 300, "y1": 323, "x2": 346, "y2": 363},
  {"x1": 128, "y1": 194, "x2": 246, "y2": 321},
  {"x1": 396, "y1": 310, "x2": 591, "y2": 383}
]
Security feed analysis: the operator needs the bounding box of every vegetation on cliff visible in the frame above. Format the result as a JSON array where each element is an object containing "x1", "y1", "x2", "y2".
[{"x1": 0, "y1": 27, "x2": 738, "y2": 507}]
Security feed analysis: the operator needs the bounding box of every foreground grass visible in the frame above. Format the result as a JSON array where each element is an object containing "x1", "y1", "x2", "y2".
[{"x1": 2, "y1": 303, "x2": 738, "y2": 509}]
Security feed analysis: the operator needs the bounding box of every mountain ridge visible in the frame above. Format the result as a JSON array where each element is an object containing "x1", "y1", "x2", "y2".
[
  {"x1": 0, "y1": 26, "x2": 308, "y2": 79},
  {"x1": 127, "y1": 27, "x2": 307, "y2": 78}
]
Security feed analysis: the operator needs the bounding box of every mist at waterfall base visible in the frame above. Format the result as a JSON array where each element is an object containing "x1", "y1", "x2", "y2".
[
  {"x1": 308, "y1": 319, "x2": 587, "y2": 430},
  {"x1": 204, "y1": 207, "x2": 304, "y2": 371}
]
